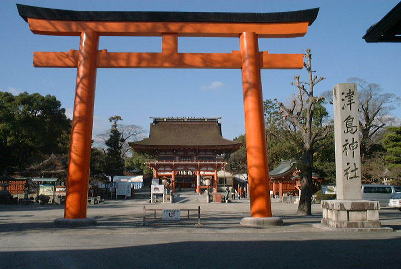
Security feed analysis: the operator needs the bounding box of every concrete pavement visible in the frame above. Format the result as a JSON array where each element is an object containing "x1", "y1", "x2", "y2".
[{"x1": 1, "y1": 196, "x2": 401, "y2": 269}]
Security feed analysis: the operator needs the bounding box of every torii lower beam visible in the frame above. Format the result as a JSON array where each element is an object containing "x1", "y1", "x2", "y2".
[
  {"x1": 17, "y1": 4, "x2": 319, "y2": 226},
  {"x1": 34, "y1": 51, "x2": 303, "y2": 69}
]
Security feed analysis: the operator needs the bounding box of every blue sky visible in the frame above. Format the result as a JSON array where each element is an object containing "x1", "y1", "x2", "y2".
[{"x1": 1, "y1": 0, "x2": 400, "y2": 139}]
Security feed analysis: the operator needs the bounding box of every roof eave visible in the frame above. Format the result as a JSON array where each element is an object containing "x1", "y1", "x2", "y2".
[
  {"x1": 130, "y1": 143, "x2": 241, "y2": 152},
  {"x1": 363, "y1": 2, "x2": 401, "y2": 43}
]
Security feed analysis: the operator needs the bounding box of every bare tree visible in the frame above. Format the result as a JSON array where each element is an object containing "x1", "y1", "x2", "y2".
[
  {"x1": 276, "y1": 49, "x2": 331, "y2": 215},
  {"x1": 347, "y1": 78, "x2": 400, "y2": 159},
  {"x1": 95, "y1": 119, "x2": 145, "y2": 158},
  {"x1": 118, "y1": 124, "x2": 145, "y2": 157}
]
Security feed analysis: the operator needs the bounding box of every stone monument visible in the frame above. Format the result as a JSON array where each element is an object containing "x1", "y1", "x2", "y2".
[{"x1": 321, "y1": 83, "x2": 383, "y2": 230}]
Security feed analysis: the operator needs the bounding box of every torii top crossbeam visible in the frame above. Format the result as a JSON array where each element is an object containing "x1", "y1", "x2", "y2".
[
  {"x1": 18, "y1": 4, "x2": 318, "y2": 223},
  {"x1": 18, "y1": 4, "x2": 318, "y2": 35},
  {"x1": 18, "y1": 4, "x2": 318, "y2": 69}
]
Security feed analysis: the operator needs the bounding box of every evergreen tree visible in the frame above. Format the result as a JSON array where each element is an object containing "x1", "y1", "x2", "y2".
[
  {"x1": 104, "y1": 116, "x2": 125, "y2": 181},
  {"x1": 264, "y1": 99, "x2": 303, "y2": 169},
  {"x1": 90, "y1": 147, "x2": 107, "y2": 180},
  {"x1": 227, "y1": 135, "x2": 247, "y2": 174},
  {"x1": 125, "y1": 152, "x2": 153, "y2": 176},
  {"x1": 0, "y1": 91, "x2": 70, "y2": 175},
  {"x1": 383, "y1": 126, "x2": 401, "y2": 169}
]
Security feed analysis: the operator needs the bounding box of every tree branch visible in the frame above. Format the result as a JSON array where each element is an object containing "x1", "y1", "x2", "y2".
[
  {"x1": 278, "y1": 102, "x2": 305, "y2": 134},
  {"x1": 312, "y1": 125, "x2": 332, "y2": 146}
]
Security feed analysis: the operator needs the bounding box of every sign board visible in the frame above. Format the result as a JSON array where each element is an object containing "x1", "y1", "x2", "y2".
[
  {"x1": 151, "y1": 184, "x2": 164, "y2": 194},
  {"x1": 55, "y1": 186, "x2": 66, "y2": 196},
  {"x1": 151, "y1": 179, "x2": 159, "y2": 185},
  {"x1": 129, "y1": 176, "x2": 143, "y2": 183},
  {"x1": 162, "y1": 209, "x2": 181, "y2": 220},
  {"x1": 321, "y1": 185, "x2": 336, "y2": 195},
  {"x1": 39, "y1": 184, "x2": 54, "y2": 196},
  {"x1": 116, "y1": 182, "x2": 131, "y2": 197}
]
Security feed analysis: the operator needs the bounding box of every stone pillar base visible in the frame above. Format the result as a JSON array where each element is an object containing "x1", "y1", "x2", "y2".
[
  {"x1": 54, "y1": 218, "x2": 97, "y2": 227},
  {"x1": 321, "y1": 200, "x2": 381, "y2": 229},
  {"x1": 240, "y1": 217, "x2": 283, "y2": 228}
]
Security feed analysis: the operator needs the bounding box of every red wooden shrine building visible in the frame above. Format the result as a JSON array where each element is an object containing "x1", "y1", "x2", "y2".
[
  {"x1": 131, "y1": 118, "x2": 241, "y2": 193},
  {"x1": 269, "y1": 160, "x2": 324, "y2": 198}
]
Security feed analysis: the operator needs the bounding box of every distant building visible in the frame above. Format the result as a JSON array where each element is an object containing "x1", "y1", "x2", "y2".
[
  {"x1": 0, "y1": 177, "x2": 59, "y2": 201},
  {"x1": 130, "y1": 117, "x2": 241, "y2": 192},
  {"x1": 0, "y1": 177, "x2": 28, "y2": 198}
]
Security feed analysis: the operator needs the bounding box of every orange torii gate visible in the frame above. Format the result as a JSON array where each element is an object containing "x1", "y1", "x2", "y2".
[{"x1": 17, "y1": 4, "x2": 318, "y2": 225}]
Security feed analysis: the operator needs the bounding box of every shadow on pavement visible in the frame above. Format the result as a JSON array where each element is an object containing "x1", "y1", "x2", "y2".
[
  {"x1": 0, "y1": 204, "x2": 64, "y2": 212},
  {"x1": 0, "y1": 200, "x2": 150, "y2": 212},
  {"x1": 1, "y1": 238, "x2": 401, "y2": 269}
]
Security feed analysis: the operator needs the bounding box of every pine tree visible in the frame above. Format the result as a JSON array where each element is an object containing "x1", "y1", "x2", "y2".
[
  {"x1": 104, "y1": 116, "x2": 125, "y2": 181},
  {"x1": 383, "y1": 126, "x2": 401, "y2": 169}
]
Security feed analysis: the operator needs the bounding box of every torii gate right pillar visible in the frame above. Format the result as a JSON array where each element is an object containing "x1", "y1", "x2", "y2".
[{"x1": 240, "y1": 32, "x2": 272, "y2": 218}]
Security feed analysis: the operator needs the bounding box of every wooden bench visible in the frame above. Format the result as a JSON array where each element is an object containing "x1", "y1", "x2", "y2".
[{"x1": 143, "y1": 206, "x2": 201, "y2": 226}]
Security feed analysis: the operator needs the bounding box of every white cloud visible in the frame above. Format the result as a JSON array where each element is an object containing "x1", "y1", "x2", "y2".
[
  {"x1": 92, "y1": 116, "x2": 110, "y2": 138},
  {"x1": 5, "y1": 87, "x2": 21, "y2": 95},
  {"x1": 201, "y1": 81, "x2": 224, "y2": 90},
  {"x1": 381, "y1": 115, "x2": 401, "y2": 126},
  {"x1": 65, "y1": 107, "x2": 73, "y2": 119}
]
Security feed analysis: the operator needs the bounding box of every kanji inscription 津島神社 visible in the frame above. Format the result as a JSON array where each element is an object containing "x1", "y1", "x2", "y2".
[{"x1": 333, "y1": 83, "x2": 362, "y2": 200}]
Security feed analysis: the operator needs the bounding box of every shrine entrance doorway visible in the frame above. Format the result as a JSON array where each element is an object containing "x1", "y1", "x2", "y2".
[{"x1": 176, "y1": 175, "x2": 195, "y2": 190}]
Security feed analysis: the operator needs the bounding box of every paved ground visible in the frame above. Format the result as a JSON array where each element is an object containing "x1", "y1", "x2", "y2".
[{"x1": 1, "y1": 193, "x2": 401, "y2": 269}]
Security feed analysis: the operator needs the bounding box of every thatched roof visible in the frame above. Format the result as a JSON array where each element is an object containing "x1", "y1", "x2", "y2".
[{"x1": 131, "y1": 118, "x2": 241, "y2": 153}]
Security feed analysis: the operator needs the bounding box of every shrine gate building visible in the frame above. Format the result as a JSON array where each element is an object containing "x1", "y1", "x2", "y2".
[{"x1": 130, "y1": 118, "x2": 241, "y2": 193}]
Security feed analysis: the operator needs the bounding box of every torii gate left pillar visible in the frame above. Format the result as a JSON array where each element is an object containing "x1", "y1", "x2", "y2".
[
  {"x1": 17, "y1": 4, "x2": 318, "y2": 226},
  {"x1": 64, "y1": 31, "x2": 99, "y2": 220}
]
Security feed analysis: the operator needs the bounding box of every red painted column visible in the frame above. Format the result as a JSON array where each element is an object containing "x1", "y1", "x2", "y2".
[
  {"x1": 65, "y1": 31, "x2": 99, "y2": 219},
  {"x1": 273, "y1": 182, "x2": 278, "y2": 197},
  {"x1": 196, "y1": 170, "x2": 201, "y2": 193},
  {"x1": 171, "y1": 171, "x2": 176, "y2": 192},
  {"x1": 279, "y1": 182, "x2": 283, "y2": 199},
  {"x1": 240, "y1": 32, "x2": 272, "y2": 218},
  {"x1": 213, "y1": 170, "x2": 218, "y2": 192}
]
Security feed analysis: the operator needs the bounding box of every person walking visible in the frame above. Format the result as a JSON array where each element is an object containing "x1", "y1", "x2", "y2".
[{"x1": 225, "y1": 187, "x2": 230, "y2": 203}]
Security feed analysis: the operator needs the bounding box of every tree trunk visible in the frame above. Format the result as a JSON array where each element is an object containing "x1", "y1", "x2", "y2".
[{"x1": 297, "y1": 149, "x2": 314, "y2": 215}]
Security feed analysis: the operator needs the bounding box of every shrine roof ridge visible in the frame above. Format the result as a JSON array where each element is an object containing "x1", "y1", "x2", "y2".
[
  {"x1": 17, "y1": 4, "x2": 319, "y2": 26},
  {"x1": 151, "y1": 117, "x2": 221, "y2": 123}
]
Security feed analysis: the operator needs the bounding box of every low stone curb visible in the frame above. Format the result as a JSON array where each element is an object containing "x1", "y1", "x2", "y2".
[
  {"x1": 240, "y1": 217, "x2": 283, "y2": 228},
  {"x1": 313, "y1": 223, "x2": 394, "y2": 232},
  {"x1": 54, "y1": 218, "x2": 97, "y2": 227}
]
